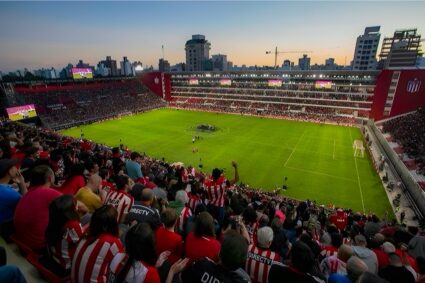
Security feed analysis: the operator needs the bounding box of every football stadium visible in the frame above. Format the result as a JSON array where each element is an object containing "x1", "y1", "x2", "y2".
[
  {"x1": 61, "y1": 108, "x2": 388, "y2": 216},
  {"x1": 1, "y1": 2, "x2": 425, "y2": 283}
]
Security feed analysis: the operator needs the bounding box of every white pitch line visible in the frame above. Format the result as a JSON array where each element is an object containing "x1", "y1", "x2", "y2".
[
  {"x1": 285, "y1": 165, "x2": 357, "y2": 183},
  {"x1": 350, "y1": 129, "x2": 366, "y2": 213},
  {"x1": 284, "y1": 129, "x2": 306, "y2": 167}
]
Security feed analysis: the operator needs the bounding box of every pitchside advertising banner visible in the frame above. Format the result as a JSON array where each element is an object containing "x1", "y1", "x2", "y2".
[
  {"x1": 6, "y1": 104, "x2": 38, "y2": 121},
  {"x1": 268, "y1": 80, "x2": 282, "y2": 87},
  {"x1": 71, "y1": 68, "x2": 93, "y2": 80}
]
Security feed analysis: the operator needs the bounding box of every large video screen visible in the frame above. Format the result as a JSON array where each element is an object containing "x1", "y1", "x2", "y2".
[
  {"x1": 315, "y1": 80, "x2": 333, "y2": 89},
  {"x1": 220, "y1": 79, "x2": 232, "y2": 86},
  {"x1": 268, "y1": 80, "x2": 282, "y2": 87},
  {"x1": 72, "y1": 68, "x2": 93, "y2": 80},
  {"x1": 188, "y1": 78, "x2": 199, "y2": 85},
  {"x1": 6, "y1": 104, "x2": 37, "y2": 121}
]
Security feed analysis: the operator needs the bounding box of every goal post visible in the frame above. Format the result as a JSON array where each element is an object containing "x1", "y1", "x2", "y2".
[{"x1": 353, "y1": 139, "x2": 365, "y2": 158}]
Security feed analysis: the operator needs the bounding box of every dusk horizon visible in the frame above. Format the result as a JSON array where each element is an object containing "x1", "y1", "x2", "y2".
[{"x1": 1, "y1": 1, "x2": 424, "y2": 72}]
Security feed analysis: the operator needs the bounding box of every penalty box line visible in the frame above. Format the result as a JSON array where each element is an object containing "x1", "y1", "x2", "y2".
[{"x1": 284, "y1": 129, "x2": 306, "y2": 167}]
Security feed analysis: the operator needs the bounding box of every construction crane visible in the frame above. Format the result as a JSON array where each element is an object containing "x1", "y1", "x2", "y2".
[{"x1": 266, "y1": 47, "x2": 313, "y2": 69}]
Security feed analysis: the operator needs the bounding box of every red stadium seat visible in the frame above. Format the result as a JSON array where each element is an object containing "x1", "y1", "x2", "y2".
[
  {"x1": 26, "y1": 253, "x2": 71, "y2": 283},
  {"x1": 9, "y1": 234, "x2": 34, "y2": 256}
]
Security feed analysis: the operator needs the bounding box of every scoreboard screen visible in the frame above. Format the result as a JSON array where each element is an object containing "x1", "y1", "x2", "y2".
[
  {"x1": 72, "y1": 68, "x2": 93, "y2": 80},
  {"x1": 6, "y1": 104, "x2": 37, "y2": 121}
]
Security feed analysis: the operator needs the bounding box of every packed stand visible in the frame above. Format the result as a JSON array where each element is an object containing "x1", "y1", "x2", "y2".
[
  {"x1": 171, "y1": 97, "x2": 357, "y2": 125},
  {"x1": 383, "y1": 109, "x2": 425, "y2": 176},
  {"x1": 1, "y1": 121, "x2": 425, "y2": 283},
  {"x1": 12, "y1": 80, "x2": 166, "y2": 129},
  {"x1": 170, "y1": 84, "x2": 369, "y2": 125}
]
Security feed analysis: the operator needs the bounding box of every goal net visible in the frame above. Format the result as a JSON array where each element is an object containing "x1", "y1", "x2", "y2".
[{"x1": 353, "y1": 139, "x2": 365, "y2": 158}]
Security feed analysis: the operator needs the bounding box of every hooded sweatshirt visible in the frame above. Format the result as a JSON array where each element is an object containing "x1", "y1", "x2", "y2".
[
  {"x1": 409, "y1": 235, "x2": 425, "y2": 260},
  {"x1": 352, "y1": 245, "x2": 378, "y2": 274},
  {"x1": 169, "y1": 200, "x2": 184, "y2": 216}
]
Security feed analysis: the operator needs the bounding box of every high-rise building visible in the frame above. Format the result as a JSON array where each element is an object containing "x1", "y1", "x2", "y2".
[
  {"x1": 120, "y1": 56, "x2": 135, "y2": 76},
  {"x1": 211, "y1": 54, "x2": 228, "y2": 71},
  {"x1": 34, "y1": 68, "x2": 57, "y2": 79},
  {"x1": 298, "y1": 54, "x2": 311, "y2": 70},
  {"x1": 100, "y1": 56, "x2": 118, "y2": 76},
  {"x1": 170, "y1": 63, "x2": 186, "y2": 72},
  {"x1": 282, "y1": 60, "x2": 293, "y2": 70},
  {"x1": 76, "y1": 60, "x2": 90, "y2": 68},
  {"x1": 325, "y1": 58, "x2": 337, "y2": 70},
  {"x1": 185, "y1": 35, "x2": 211, "y2": 71},
  {"x1": 59, "y1": 64, "x2": 73, "y2": 78},
  {"x1": 159, "y1": 59, "x2": 171, "y2": 72},
  {"x1": 379, "y1": 28, "x2": 423, "y2": 69},
  {"x1": 352, "y1": 26, "x2": 381, "y2": 70},
  {"x1": 417, "y1": 56, "x2": 425, "y2": 67},
  {"x1": 227, "y1": 61, "x2": 233, "y2": 70},
  {"x1": 96, "y1": 63, "x2": 111, "y2": 77}
]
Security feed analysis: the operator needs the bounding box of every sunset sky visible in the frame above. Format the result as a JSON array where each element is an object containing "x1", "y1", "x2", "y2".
[{"x1": 1, "y1": 1, "x2": 424, "y2": 72}]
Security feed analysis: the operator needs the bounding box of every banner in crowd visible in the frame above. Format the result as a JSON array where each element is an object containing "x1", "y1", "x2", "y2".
[
  {"x1": 6, "y1": 104, "x2": 37, "y2": 121},
  {"x1": 220, "y1": 79, "x2": 232, "y2": 86},
  {"x1": 268, "y1": 80, "x2": 283, "y2": 87},
  {"x1": 315, "y1": 80, "x2": 333, "y2": 89},
  {"x1": 72, "y1": 68, "x2": 93, "y2": 80},
  {"x1": 188, "y1": 78, "x2": 199, "y2": 85}
]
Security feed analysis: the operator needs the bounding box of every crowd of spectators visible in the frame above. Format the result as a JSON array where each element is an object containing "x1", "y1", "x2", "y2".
[
  {"x1": 1, "y1": 120, "x2": 425, "y2": 283},
  {"x1": 12, "y1": 80, "x2": 166, "y2": 129},
  {"x1": 171, "y1": 97, "x2": 357, "y2": 126},
  {"x1": 170, "y1": 83, "x2": 371, "y2": 125},
  {"x1": 382, "y1": 109, "x2": 425, "y2": 176},
  {"x1": 171, "y1": 83, "x2": 375, "y2": 95},
  {"x1": 173, "y1": 93, "x2": 371, "y2": 109},
  {"x1": 172, "y1": 86, "x2": 373, "y2": 102}
]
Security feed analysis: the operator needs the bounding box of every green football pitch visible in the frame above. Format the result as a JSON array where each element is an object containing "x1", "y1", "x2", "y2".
[{"x1": 61, "y1": 108, "x2": 393, "y2": 217}]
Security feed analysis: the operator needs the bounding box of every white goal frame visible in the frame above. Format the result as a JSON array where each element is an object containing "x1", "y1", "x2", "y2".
[{"x1": 353, "y1": 139, "x2": 365, "y2": 158}]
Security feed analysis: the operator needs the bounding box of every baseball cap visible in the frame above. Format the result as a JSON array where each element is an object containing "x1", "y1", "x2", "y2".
[{"x1": 0, "y1": 159, "x2": 18, "y2": 178}]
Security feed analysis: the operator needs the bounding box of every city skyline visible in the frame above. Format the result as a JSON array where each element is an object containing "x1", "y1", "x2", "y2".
[{"x1": 1, "y1": 1, "x2": 425, "y2": 72}]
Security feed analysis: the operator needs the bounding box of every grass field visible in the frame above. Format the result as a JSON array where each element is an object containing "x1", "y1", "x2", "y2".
[{"x1": 61, "y1": 108, "x2": 393, "y2": 217}]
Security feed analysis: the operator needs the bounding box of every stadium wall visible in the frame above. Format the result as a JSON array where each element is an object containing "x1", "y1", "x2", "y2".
[
  {"x1": 371, "y1": 69, "x2": 425, "y2": 121},
  {"x1": 13, "y1": 80, "x2": 135, "y2": 93},
  {"x1": 368, "y1": 120, "x2": 425, "y2": 218},
  {"x1": 139, "y1": 72, "x2": 172, "y2": 101}
]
